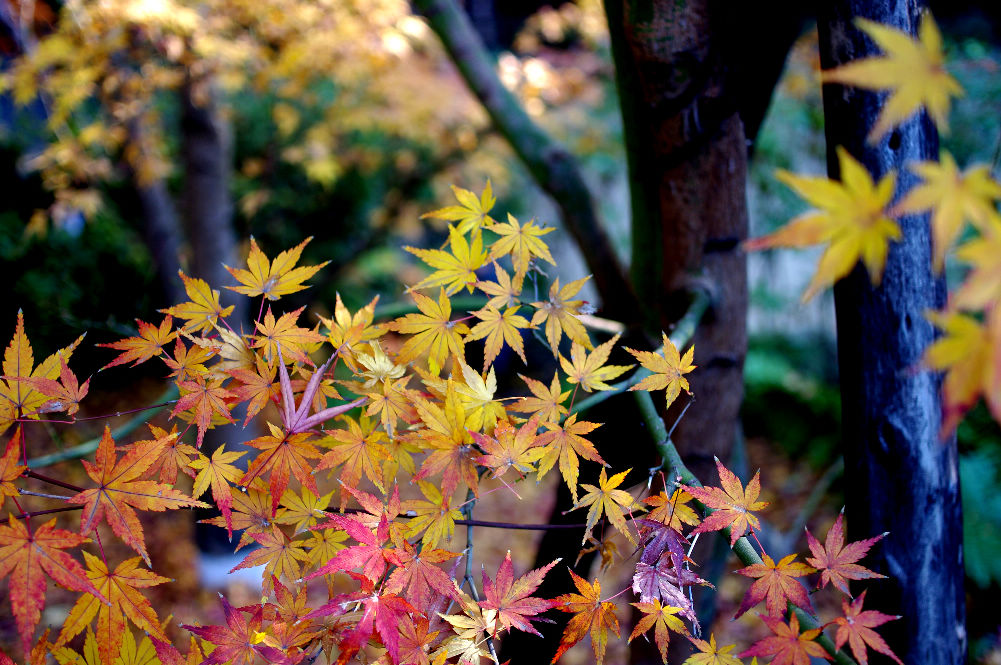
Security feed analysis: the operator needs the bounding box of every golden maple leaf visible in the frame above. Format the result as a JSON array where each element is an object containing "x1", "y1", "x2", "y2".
[
  {"x1": 822, "y1": 13, "x2": 962, "y2": 142},
  {"x1": 487, "y1": 213, "x2": 556, "y2": 287},
  {"x1": 225, "y1": 236, "x2": 329, "y2": 301},
  {"x1": 626, "y1": 333, "x2": 696, "y2": 410},
  {"x1": 421, "y1": 181, "x2": 496, "y2": 237},
  {"x1": 571, "y1": 467, "x2": 639, "y2": 545},
  {"x1": 405, "y1": 225, "x2": 487, "y2": 296},
  {"x1": 531, "y1": 276, "x2": 593, "y2": 354},
  {"x1": 561, "y1": 334, "x2": 633, "y2": 392},
  {"x1": 387, "y1": 289, "x2": 469, "y2": 375},
  {"x1": 893, "y1": 153, "x2": 1001, "y2": 270},
  {"x1": 745, "y1": 147, "x2": 900, "y2": 301}
]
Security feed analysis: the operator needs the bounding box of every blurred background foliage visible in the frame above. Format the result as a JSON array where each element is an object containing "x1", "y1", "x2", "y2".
[{"x1": 2, "y1": 0, "x2": 1001, "y2": 660}]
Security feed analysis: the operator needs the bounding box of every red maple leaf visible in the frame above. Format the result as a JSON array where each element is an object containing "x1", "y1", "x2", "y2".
[
  {"x1": 182, "y1": 595, "x2": 294, "y2": 665},
  {"x1": 830, "y1": 590, "x2": 903, "y2": 665},
  {"x1": 805, "y1": 511, "x2": 887, "y2": 595},
  {"x1": 384, "y1": 536, "x2": 459, "y2": 609},
  {"x1": 734, "y1": 553, "x2": 815, "y2": 619},
  {"x1": 480, "y1": 550, "x2": 559, "y2": 636},
  {"x1": 0, "y1": 516, "x2": 102, "y2": 655},
  {"x1": 307, "y1": 514, "x2": 393, "y2": 584}
]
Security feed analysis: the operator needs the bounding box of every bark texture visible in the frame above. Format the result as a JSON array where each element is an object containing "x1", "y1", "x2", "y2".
[{"x1": 818, "y1": 3, "x2": 966, "y2": 664}]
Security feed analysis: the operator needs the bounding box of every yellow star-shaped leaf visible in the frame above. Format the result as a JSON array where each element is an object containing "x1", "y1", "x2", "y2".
[
  {"x1": 225, "y1": 236, "x2": 329, "y2": 301},
  {"x1": 488, "y1": 214, "x2": 556, "y2": 286},
  {"x1": 406, "y1": 225, "x2": 488, "y2": 296},
  {"x1": 572, "y1": 467, "x2": 638, "y2": 545},
  {"x1": 387, "y1": 289, "x2": 469, "y2": 375},
  {"x1": 560, "y1": 334, "x2": 633, "y2": 392},
  {"x1": 626, "y1": 333, "x2": 696, "y2": 410},
  {"x1": 421, "y1": 181, "x2": 496, "y2": 237},
  {"x1": 531, "y1": 276, "x2": 593, "y2": 354},
  {"x1": 467, "y1": 305, "x2": 530, "y2": 370}
]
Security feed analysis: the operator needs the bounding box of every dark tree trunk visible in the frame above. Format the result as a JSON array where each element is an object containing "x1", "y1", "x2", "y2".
[
  {"x1": 603, "y1": 3, "x2": 749, "y2": 661},
  {"x1": 818, "y1": 3, "x2": 966, "y2": 665}
]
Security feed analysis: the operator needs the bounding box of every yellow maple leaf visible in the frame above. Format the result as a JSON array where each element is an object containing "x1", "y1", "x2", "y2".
[
  {"x1": 953, "y1": 212, "x2": 1001, "y2": 310},
  {"x1": 537, "y1": 414, "x2": 605, "y2": 503},
  {"x1": 746, "y1": 147, "x2": 900, "y2": 301},
  {"x1": 572, "y1": 467, "x2": 639, "y2": 545},
  {"x1": 560, "y1": 334, "x2": 633, "y2": 392},
  {"x1": 252, "y1": 307, "x2": 325, "y2": 365},
  {"x1": 531, "y1": 276, "x2": 593, "y2": 354},
  {"x1": 683, "y1": 634, "x2": 743, "y2": 665},
  {"x1": 626, "y1": 333, "x2": 696, "y2": 410},
  {"x1": 225, "y1": 236, "x2": 329, "y2": 301},
  {"x1": 405, "y1": 225, "x2": 488, "y2": 295},
  {"x1": 404, "y1": 480, "x2": 462, "y2": 549},
  {"x1": 387, "y1": 289, "x2": 469, "y2": 375},
  {"x1": 476, "y1": 262, "x2": 522, "y2": 310},
  {"x1": 487, "y1": 213, "x2": 556, "y2": 286},
  {"x1": 161, "y1": 271, "x2": 234, "y2": 333},
  {"x1": 893, "y1": 153, "x2": 1001, "y2": 270},
  {"x1": 512, "y1": 372, "x2": 570, "y2": 424},
  {"x1": 454, "y1": 360, "x2": 506, "y2": 433},
  {"x1": 466, "y1": 305, "x2": 530, "y2": 370},
  {"x1": 318, "y1": 293, "x2": 383, "y2": 371},
  {"x1": 822, "y1": 13, "x2": 962, "y2": 142},
  {"x1": 421, "y1": 181, "x2": 496, "y2": 237}
]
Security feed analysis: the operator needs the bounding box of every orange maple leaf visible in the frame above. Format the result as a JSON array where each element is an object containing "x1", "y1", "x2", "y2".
[
  {"x1": 98, "y1": 316, "x2": 176, "y2": 370},
  {"x1": 536, "y1": 413, "x2": 606, "y2": 503},
  {"x1": 552, "y1": 569, "x2": 620, "y2": 665},
  {"x1": 55, "y1": 553, "x2": 170, "y2": 665},
  {"x1": 805, "y1": 511, "x2": 886, "y2": 595},
  {"x1": 830, "y1": 590, "x2": 903, "y2": 665},
  {"x1": 68, "y1": 427, "x2": 208, "y2": 564},
  {"x1": 479, "y1": 550, "x2": 558, "y2": 637},
  {"x1": 513, "y1": 372, "x2": 569, "y2": 424},
  {"x1": 1, "y1": 427, "x2": 26, "y2": 503},
  {"x1": 628, "y1": 600, "x2": 688, "y2": 664},
  {"x1": 0, "y1": 516, "x2": 101, "y2": 655},
  {"x1": 12, "y1": 357, "x2": 89, "y2": 417},
  {"x1": 316, "y1": 414, "x2": 390, "y2": 509},
  {"x1": 171, "y1": 375, "x2": 236, "y2": 448},
  {"x1": 230, "y1": 527, "x2": 309, "y2": 591},
  {"x1": 161, "y1": 271, "x2": 234, "y2": 333},
  {"x1": 189, "y1": 444, "x2": 245, "y2": 539},
  {"x1": 241, "y1": 422, "x2": 324, "y2": 516},
  {"x1": 225, "y1": 236, "x2": 329, "y2": 301},
  {"x1": 472, "y1": 416, "x2": 545, "y2": 479},
  {"x1": 683, "y1": 458, "x2": 769, "y2": 546},
  {"x1": 740, "y1": 613, "x2": 832, "y2": 665},
  {"x1": 734, "y1": 553, "x2": 815, "y2": 619},
  {"x1": 253, "y1": 307, "x2": 325, "y2": 365}
]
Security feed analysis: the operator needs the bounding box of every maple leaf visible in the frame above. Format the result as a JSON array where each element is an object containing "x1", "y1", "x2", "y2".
[
  {"x1": 644, "y1": 489, "x2": 700, "y2": 531},
  {"x1": 487, "y1": 214, "x2": 556, "y2": 285},
  {"x1": 628, "y1": 600, "x2": 688, "y2": 664},
  {"x1": 0, "y1": 312, "x2": 83, "y2": 433},
  {"x1": 384, "y1": 536, "x2": 459, "y2": 609},
  {"x1": 952, "y1": 213, "x2": 1001, "y2": 310},
  {"x1": 830, "y1": 590, "x2": 903, "y2": 665},
  {"x1": 354, "y1": 341, "x2": 406, "y2": 388},
  {"x1": 453, "y1": 361, "x2": 506, "y2": 433},
  {"x1": 0, "y1": 516, "x2": 100, "y2": 654},
  {"x1": 317, "y1": 413, "x2": 390, "y2": 509},
  {"x1": 161, "y1": 271, "x2": 234, "y2": 333},
  {"x1": 480, "y1": 550, "x2": 558, "y2": 636},
  {"x1": 241, "y1": 422, "x2": 324, "y2": 517},
  {"x1": 162, "y1": 336, "x2": 217, "y2": 382},
  {"x1": 306, "y1": 573, "x2": 415, "y2": 665},
  {"x1": 183, "y1": 595, "x2": 294, "y2": 665},
  {"x1": 531, "y1": 276, "x2": 593, "y2": 354},
  {"x1": 683, "y1": 634, "x2": 743, "y2": 665},
  {"x1": 404, "y1": 481, "x2": 462, "y2": 549},
  {"x1": 398, "y1": 615, "x2": 440, "y2": 665},
  {"x1": 923, "y1": 309, "x2": 1000, "y2": 434},
  {"x1": 734, "y1": 553, "x2": 815, "y2": 619},
  {"x1": 226, "y1": 353, "x2": 279, "y2": 426},
  {"x1": 189, "y1": 444, "x2": 246, "y2": 539},
  {"x1": 552, "y1": 570, "x2": 620, "y2": 665},
  {"x1": 98, "y1": 316, "x2": 176, "y2": 370},
  {"x1": 225, "y1": 236, "x2": 329, "y2": 301},
  {"x1": 626, "y1": 334, "x2": 696, "y2": 410},
  {"x1": 739, "y1": 613, "x2": 832, "y2": 665},
  {"x1": 230, "y1": 527, "x2": 309, "y2": 589},
  {"x1": 1, "y1": 427, "x2": 26, "y2": 504},
  {"x1": 536, "y1": 413, "x2": 605, "y2": 503},
  {"x1": 683, "y1": 458, "x2": 769, "y2": 546},
  {"x1": 472, "y1": 416, "x2": 545, "y2": 479},
  {"x1": 513, "y1": 372, "x2": 569, "y2": 423},
  {"x1": 412, "y1": 381, "x2": 479, "y2": 495},
  {"x1": 892, "y1": 153, "x2": 1001, "y2": 270},
  {"x1": 466, "y1": 305, "x2": 530, "y2": 370},
  {"x1": 572, "y1": 467, "x2": 639, "y2": 545},
  {"x1": 805, "y1": 511, "x2": 886, "y2": 595},
  {"x1": 746, "y1": 147, "x2": 899, "y2": 301},
  {"x1": 68, "y1": 427, "x2": 208, "y2": 564},
  {"x1": 201, "y1": 480, "x2": 273, "y2": 550},
  {"x1": 253, "y1": 307, "x2": 325, "y2": 365},
  {"x1": 561, "y1": 334, "x2": 633, "y2": 392},
  {"x1": 822, "y1": 13, "x2": 961, "y2": 142},
  {"x1": 364, "y1": 375, "x2": 418, "y2": 439},
  {"x1": 276, "y1": 486, "x2": 334, "y2": 534},
  {"x1": 318, "y1": 293, "x2": 383, "y2": 371},
  {"x1": 12, "y1": 357, "x2": 90, "y2": 417},
  {"x1": 476, "y1": 262, "x2": 522, "y2": 310},
  {"x1": 421, "y1": 181, "x2": 496, "y2": 237},
  {"x1": 55, "y1": 553, "x2": 169, "y2": 665},
  {"x1": 171, "y1": 375, "x2": 235, "y2": 448},
  {"x1": 142, "y1": 424, "x2": 196, "y2": 485},
  {"x1": 308, "y1": 514, "x2": 393, "y2": 583},
  {"x1": 406, "y1": 225, "x2": 488, "y2": 295},
  {"x1": 387, "y1": 289, "x2": 469, "y2": 375}
]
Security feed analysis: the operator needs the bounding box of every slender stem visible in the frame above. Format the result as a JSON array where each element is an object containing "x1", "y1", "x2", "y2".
[
  {"x1": 19, "y1": 489, "x2": 71, "y2": 500},
  {"x1": 453, "y1": 518, "x2": 586, "y2": 531},
  {"x1": 25, "y1": 469, "x2": 83, "y2": 492},
  {"x1": 12, "y1": 505, "x2": 83, "y2": 521},
  {"x1": 27, "y1": 384, "x2": 178, "y2": 468}
]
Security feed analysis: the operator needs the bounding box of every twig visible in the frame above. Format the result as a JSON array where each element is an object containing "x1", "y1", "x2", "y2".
[
  {"x1": 25, "y1": 469, "x2": 83, "y2": 492},
  {"x1": 11, "y1": 505, "x2": 83, "y2": 521}
]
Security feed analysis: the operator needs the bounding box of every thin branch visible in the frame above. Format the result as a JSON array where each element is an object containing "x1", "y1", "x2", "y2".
[
  {"x1": 412, "y1": 0, "x2": 642, "y2": 325},
  {"x1": 25, "y1": 469, "x2": 83, "y2": 493},
  {"x1": 11, "y1": 505, "x2": 83, "y2": 521},
  {"x1": 454, "y1": 518, "x2": 586, "y2": 531}
]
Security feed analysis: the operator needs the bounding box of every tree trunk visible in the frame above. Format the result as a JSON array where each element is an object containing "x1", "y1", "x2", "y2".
[
  {"x1": 818, "y1": 3, "x2": 966, "y2": 665},
  {"x1": 603, "y1": 3, "x2": 749, "y2": 660}
]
